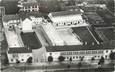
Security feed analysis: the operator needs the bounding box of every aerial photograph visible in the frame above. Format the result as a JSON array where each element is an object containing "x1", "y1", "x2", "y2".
[{"x1": 0, "y1": 0, "x2": 115, "y2": 72}]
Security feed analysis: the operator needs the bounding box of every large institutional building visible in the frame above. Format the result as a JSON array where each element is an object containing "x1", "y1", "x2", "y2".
[{"x1": 2, "y1": 7, "x2": 115, "y2": 63}]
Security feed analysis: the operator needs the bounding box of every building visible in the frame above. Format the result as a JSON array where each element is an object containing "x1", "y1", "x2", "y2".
[
  {"x1": 42, "y1": 23, "x2": 64, "y2": 46},
  {"x1": 19, "y1": 2, "x2": 40, "y2": 12},
  {"x1": 48, "y1": 10, "x2": 88, "y2": 28},
  {"x1": 45, "y1": 45, "x2": 115, "y2": 62},
  {"x1": 2, "y1": 15, "x2": 21, "y2": 26},
  {"x1": 0, "y1": 6, "x2": 5, "y2": 17},
  {"x1": 7, "y1": 47, "x2": 32, "y2": 63},
  {"x1": 2, "y1": 15, "x2": 24, "y2": 48}
]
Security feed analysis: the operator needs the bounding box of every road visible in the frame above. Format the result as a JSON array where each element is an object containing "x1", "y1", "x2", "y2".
[{"x1": 6, "y1": 61, "x2": 114, "y2": 72}]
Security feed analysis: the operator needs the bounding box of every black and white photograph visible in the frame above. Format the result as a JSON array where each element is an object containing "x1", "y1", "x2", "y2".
[{"x1": 0, "y1": 0, "x2": 115, "y2": 72}]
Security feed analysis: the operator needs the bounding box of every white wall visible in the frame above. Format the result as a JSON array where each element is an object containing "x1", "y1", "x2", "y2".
[{"x1": 8, "y1": 53, "x2": 32, "y2": 63}]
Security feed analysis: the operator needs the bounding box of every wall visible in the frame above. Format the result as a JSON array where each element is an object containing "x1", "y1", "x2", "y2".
[
  {"x1": 46, "y1": 49, "x2": 115, "y2": 62},
  {"x1": 7, "y1": 53, "x2": 32, "y2": 63}
]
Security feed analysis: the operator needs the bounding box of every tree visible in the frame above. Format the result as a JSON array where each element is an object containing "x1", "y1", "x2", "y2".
[
  {"x1": 91, "y1": 57, "x2": 95, "y2": 62},
  {"x1": 69, "y1": 57, "x2": 72, "y2": 62},
  {"x1": 26, "y1": 57, "x2": 33, "y2": 63},
  {"x1": 109, "y1": 52, "x2": 115, "y2": 62},
  {"x1": 98, "y1": 56, "x2": 105, "y2": 66},
  {"x1": 48, "y1": 56, "x2": 53, "y2": 63},
  {"x1": 78, "y1": 62, "x2": 82, "y2": 68},
  {"x1": 58, "y1": 56, "x2": 65, "y2": 62}
]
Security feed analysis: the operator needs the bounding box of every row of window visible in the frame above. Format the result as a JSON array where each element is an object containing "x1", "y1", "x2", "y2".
[
  {"x1": 65, "y1": 55, "x2": 108, "y2": 60},
  {"x1": 55, "y1": 20, "x2": 84, "y2": 26},
  {"x1": 61, "y1": 50, "x2": 104, "y2": 55}
]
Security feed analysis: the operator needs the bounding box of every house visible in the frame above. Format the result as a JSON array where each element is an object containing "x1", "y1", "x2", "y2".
[
  {"x1": 19, "y1": 2, "x2": 39, "y2": 12},
  {"x1": 45, "y1": 45, "x2": 115, "y2": 62},
  {"x1": 7, "y1": 47, "x2": 32, "y2": 63},
  {"x1": 2, "y1": 15, "x2": 20, "y2": 26},
  {"x1": 48, "y1": 10, "x2": 88, "y2": 28}
]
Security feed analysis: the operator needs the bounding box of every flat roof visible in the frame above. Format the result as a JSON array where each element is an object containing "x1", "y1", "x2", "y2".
[
  {"x1": 50, "y1": 10, "x2": 81, "y2": 17},
  {"x1": 8, "y1": 47, "x2": 32, "y2": 53},
  {"x1": 22, "y1": 2, "x2": 39, "y2": 7},
  {"x1": 57, "y1": 28, "x2": 82, "y2": 45},
  {"x1": 46, "y1": 45, "x2": 115, "y2": 52},
  {"x1": 72, "y1": 27, "x2": 97, "y2": 44},
  {"x1": 20, "y1": 32, "x2": 42, "y2": 49}
]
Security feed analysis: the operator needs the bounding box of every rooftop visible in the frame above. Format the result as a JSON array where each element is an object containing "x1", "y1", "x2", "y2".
[
  {"x1": 46, "y1": 45, "x2": 115, "y2": 52},
  {"x1": 3, "y1": 14, "x2": 20, "y2": 22},
  {"x1": 8, "y1": 47, "x2": 32, "y2": 53},
  {"x1": 72, "y1": 27, "x2": 97, "y2": 45},
  {"x1": 49, "y1": 10, "x2": 81, "y2": 17},
  {"x1": 22, "y1": 2, "x2": 40, "y2": 7},
  {"x1": 57, "y1": 28, "x2": 82, "y2": 45}
]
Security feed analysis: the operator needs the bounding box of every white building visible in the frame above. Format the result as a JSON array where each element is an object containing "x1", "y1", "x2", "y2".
[
  {"x1": 19, "y1": 2, "x2": 39, "y2": 12},
  {"x1": 48, "y1": 10, "x2": 88, "y2": 28},
  {"x1": 2, "y1": 15, "x2": 20, "y2": 26},
  {"x1": 45, "y1": 45, "x2": 115, "y2": 62},
  {"x1": 7, "y1": 47, "x2": 32, "y2": 63},
  {"x1": 2, "y1": 15, "x2": 24, "y2": 48},
  {"x1": 21, "y1": 18, "x2": 33, "y2": 32}
]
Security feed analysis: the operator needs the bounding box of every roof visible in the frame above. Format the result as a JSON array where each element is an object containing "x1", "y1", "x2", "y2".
[
  {"x1": 3, "y1": 15, "x2": 20, "y2": 22},
  {"x1": 22, "y1": 2, "x2": 39, "y2": 7},
  {"x1": 19, "y1": 12, "x2": 42, "y2": 21},
  {"x1": 63, "y1": 6, "x2": 80, "y2": 10},
  {"x1": 8, "y1": 47, "x2": 32, "y2": 53},
  {"x1": 46, "y1": 45, "x2": 115, "y2": 52},
  {"x1": 50, "y1": 10, "x2": 81, "y2": 17},
  {"x1": 72, "y1": 27, "x2": 97, "y2": 44},
  {"x1": 95, "y1": 27, "x2": 115, "y2": 41}
]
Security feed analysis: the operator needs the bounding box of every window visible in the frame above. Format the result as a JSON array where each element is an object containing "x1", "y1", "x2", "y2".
[
  {"x1": 98, "y1": 50, "x2": 103, "y2": 54},
  {"x1": 11, "y1": 59, "x2": 13, "y2": 62},
  {"x1": 105, "y1": 55, "x2": 107, "y2": 59},
  {"x1": 50, "y1": 53, "x2": 52, "y2": 55},
  {"x1": 22, "y1": 59, "x2": 24, "y2": 61},
  {"x1": 76, "y1": 56, "x2": 78, "y2": 59},
  {"x1": 106, "y1": 50, "x2": 108, "y2": 53},
  {"x1": 67, "y1": 57, "x2": 69, "y2": 59},
  {"x1": 12, "y1": 54, "x2": 18, "y2": 58},
  {"x1": 79, "y1": 56, "x2": 81, "y2": 58},
  {"x1": 73, "y1": 57, "x2": 75, "y2": 59}
]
